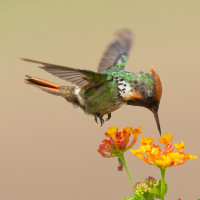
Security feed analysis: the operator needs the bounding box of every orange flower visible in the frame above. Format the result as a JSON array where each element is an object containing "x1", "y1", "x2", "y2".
[
  {"x1": 130, "y1": 133, "x2": 197, "y2": 169},
  {"x1": 98, "y1": 125, "x2": 142, "y2": 158},
  {"x1": 158, "y1": 133, "x2": 173, "y2": 145},
  {"x1": 141, "y1": 137, "x2": 154, "y2": 145},
  {"x1": 174, "y1": 141, "x2": 185, "y2": 152}
]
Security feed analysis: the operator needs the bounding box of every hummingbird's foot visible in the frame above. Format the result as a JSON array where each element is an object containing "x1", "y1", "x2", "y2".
[
  {"x1": 105, "y1": 113, "x2": 111, "y2": 121},
  {"x1": 94, "y1": 114, "x2": 98, "y2": 124},
  {"x1": 99, "y1": 117, "x2": 104, "y2": 126},
  {"x1": 94, "y1": 113, "x2": 105, "y2": 126}
]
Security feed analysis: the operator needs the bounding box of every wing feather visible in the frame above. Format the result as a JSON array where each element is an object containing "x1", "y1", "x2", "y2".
[
  {"x1": 98, "y1": 29, "x2": 133, "y2": 73},
  {"x1": 22, "y1": 58, "x2": 107, "y2": 89}
]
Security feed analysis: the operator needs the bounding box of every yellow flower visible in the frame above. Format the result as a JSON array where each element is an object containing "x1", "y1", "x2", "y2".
[
  {"x1": 131, "y1": 133, "x2": 197, "y2": 169},
  {"x1": 158, "y1": 133, "x2": 173, "y2": 145},
  {"x1": 174, "y1": 141, "x2": 185, "y2": 152},
  {"x1": 144, "y1": 144, "x2": 152, "y2": 152},
  {"x1": 105, "y1": 126, "x2": 118, "y2": 138},
  {"x1": 155, "y1": 155, "x2": 171, "y2": 168},
  {"x1": 185, "y1": 154, "x2": 197, "y2": 160},
  {"x1": 151, "y1": 147, "x2": 161, "y2": 156},
  {"x1": 130, "y1": 149, "x2": 142, "y2": 156},
  {"x1": 168, "y1": 152, "x2": 183, "y2": 162},
  {"x1": 141, "y1": 137, "x2": 154, "y2": 145},
  {"x1": 130, "y1": 149, "x2": 154, "y2": 165}
]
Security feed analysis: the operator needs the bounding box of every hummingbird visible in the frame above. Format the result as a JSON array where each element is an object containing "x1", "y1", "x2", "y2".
[{"x1": 23, "y1": 29, "x2": 162, "y2": 134}]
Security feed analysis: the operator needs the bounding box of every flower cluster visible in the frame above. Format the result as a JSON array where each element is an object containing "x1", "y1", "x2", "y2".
[
  {"x1": 98, "y1": 125, "x2": 142, "y2": 158},
  {"x1": 130, "y1": 133, "x2": 197, "y2": 169},
  {"x1": 125, "y1": 176, "x2": 167, "y2": 200},
  {"x1": 133, "y1": 176, "x2": 157, "y2": 193},
  {"x1": 144, "y1": 176, "x2": 157, "y2": 188}
]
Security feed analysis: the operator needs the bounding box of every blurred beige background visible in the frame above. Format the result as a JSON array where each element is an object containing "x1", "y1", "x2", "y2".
[{"x1": 1, "y1": 0, "x2": 199, "y2": 199}]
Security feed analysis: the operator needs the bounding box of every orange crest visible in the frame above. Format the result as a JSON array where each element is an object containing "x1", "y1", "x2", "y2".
[{"x1": 150, "y1": 67, "x2": 162, "y2": 101}]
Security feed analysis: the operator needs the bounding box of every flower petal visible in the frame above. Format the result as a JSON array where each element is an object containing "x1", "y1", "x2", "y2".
[
  {"x1": 141, "y1": 137, "x2": 154, "y2": 145},
  {"x1": 121, "y1": 126, "x2": 132, "y2": 134},
  {"x1": 105, "y1": 126, "x2": 118, "y2": 138},
  {"x1": 132, "y1": 125, "x2": 142, "y2": 136},
  {"x1": 159, "y1": 133, "x2": 173, "y2": 144},
  {"x1": 130, "y1": 149, "x2": 154, "y2": 165},
  {"x1": 174, "y1": 141, "x2": 185, "y2": 152},
  {"x1": 185, "y1": 154, "x2": 197, "y2": 160}
]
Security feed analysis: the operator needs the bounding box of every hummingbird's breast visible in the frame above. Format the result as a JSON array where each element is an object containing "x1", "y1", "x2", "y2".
[{"x1": 78, "y1": 80, "x2": 125, "y2": 115}]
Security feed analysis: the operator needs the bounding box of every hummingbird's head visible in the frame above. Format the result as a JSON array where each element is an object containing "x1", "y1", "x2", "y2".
[{"x1": 126, "y1": 67, "x2": 162, "y2": 135}]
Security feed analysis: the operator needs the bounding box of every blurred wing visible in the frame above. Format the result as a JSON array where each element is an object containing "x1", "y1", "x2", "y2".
[
  {"x1": 98, "y1": 29, "x2": 133, "y2": 73},
  {"x1": 22, "y1": 58, "x2": 108, "y2": 89}
]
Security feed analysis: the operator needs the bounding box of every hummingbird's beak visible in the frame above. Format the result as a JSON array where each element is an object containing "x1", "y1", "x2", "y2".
[{"x1": 153, "y1": 111, "x2": 161, "y2": 135}]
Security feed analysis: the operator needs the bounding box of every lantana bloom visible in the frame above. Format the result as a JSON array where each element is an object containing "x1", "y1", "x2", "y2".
[
  {"x1": 98, "y1": 125, "x2": 142, "y2": 158},
  {"x1": 130, "y1": 133, "x2": 197, "y2": 169},
  {"x1": 133, "y1": 176, "x2": 157, "y2": 193}
]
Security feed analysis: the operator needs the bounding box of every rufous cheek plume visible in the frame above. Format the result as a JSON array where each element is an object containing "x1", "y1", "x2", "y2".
[{"x1": 150, "y1": 67, "x2": 162, "y2": 101}]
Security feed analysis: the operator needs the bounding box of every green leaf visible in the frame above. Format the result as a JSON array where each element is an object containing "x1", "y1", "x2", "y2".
[
  {"x1": 123, "y1": 192, "x2": 144, "y2": 200},
  {"x1": 124, "y1": 190, "x2": 155, "y2": 200},
  {"x1": 132, "y1": 193, "x2": 145, "y2": 200},
  {"x1": 149, "y1": 186, "x2": 159, "y2": 195},
  {"x1": 155, "y1": 179, "x2": 168, "y2": 199},
  {"x1": 123, "y1": 196, "x2": 134, "y2": 200},
  {"x1": 143, "y1": 192, "x2": 155, "y2": 200}
]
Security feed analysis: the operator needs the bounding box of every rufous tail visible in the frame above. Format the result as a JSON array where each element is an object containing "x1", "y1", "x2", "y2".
[
  {"x1": 25, "y1": 75, "x2": 62, "y2": 95},
  {"x1": 25, "y1": 75, "x2": 79, "y2": 105}
]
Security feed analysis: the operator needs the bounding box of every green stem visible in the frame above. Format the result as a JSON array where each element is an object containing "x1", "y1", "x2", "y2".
[
  {"x1": 160, "y1": 168, "x2": 166, "y2": 200},
  {"x1": 118, "y1": 153, "x2": 134, "y2": 187}
]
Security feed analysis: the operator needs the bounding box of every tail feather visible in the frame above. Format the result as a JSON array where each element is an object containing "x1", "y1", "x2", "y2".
[
  {"x1": 25, "y1": 75, "x2": 80, "y2": 106},
  {"x1": 25, "y1": 75, "x2": 61, "y2": 95}
]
